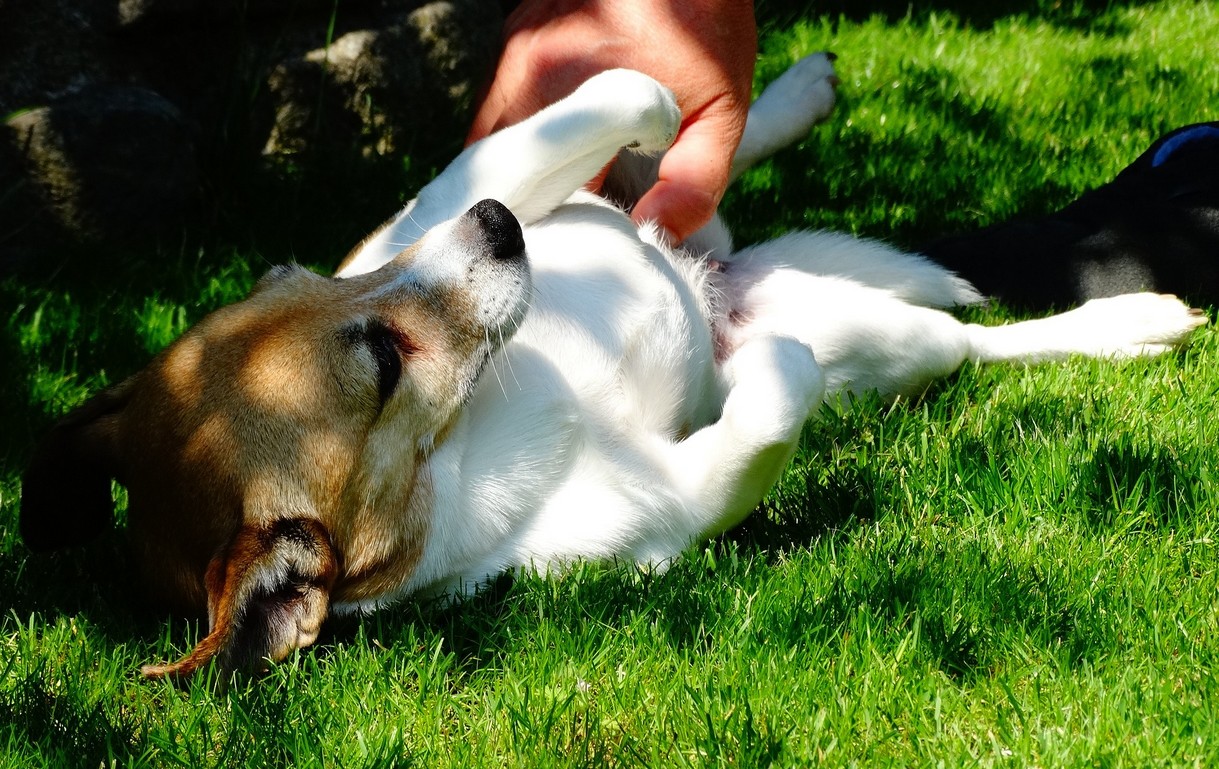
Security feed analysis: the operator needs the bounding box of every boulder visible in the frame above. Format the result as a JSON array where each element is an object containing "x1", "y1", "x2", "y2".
[
  {"x1": 0, "y1": 0, "x2": 502, "y2": 270},
  {"x1": 4, "y1": 85, "x2": 197, "y2": 243}
]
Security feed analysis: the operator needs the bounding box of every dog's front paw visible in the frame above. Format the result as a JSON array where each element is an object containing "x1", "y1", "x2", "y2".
[{"x1": 577, "y1": 69, "x2": 681, "y2": 154}]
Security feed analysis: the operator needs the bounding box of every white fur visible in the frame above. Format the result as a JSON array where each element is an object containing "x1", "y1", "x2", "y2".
[{"x1": 331, "y1": 56, "x2": 1205, "y2": 609}]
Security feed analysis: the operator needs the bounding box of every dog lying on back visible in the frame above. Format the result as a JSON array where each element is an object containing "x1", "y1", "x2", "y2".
[{"x1": 20, "y1": 55, "x2": 1206, "y2": 679}]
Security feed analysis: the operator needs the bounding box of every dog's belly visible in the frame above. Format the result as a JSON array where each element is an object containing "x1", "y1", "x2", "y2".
[{"x1": 398, "y1": 200, "x2": 723, "y2": 596}]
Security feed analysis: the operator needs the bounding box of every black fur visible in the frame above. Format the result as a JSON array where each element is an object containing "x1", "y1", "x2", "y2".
[
  {"x1": 920, "y1": 122, "x2": 1219, "y2": 311},
  {"x1": 20, "y1": 381, "x2": 131, "y2": 550}
]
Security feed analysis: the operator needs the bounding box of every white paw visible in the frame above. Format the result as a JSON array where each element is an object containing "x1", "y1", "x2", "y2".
[
  {"x1": 754, "y1": 52, "x2": 839, "y2": 133},
  {"x1": 576, "y1": 69, "x2": 681, "y2": 154},
  {"x1": 730, "y1": 52, "x2": 840, "y2": 180},
  {"x1": 1073, "y1": 293, "x2": 1208, "y2": 356},
  {"x1": 722, "y1": 335, "x2": 825, "y2": 440}
]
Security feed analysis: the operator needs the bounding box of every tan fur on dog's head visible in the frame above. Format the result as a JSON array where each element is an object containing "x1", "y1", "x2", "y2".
[{"x1": 21, "y1": 200, "x2": 529, "y2": 679}]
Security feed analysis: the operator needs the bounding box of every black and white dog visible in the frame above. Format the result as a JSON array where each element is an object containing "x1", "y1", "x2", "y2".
[{"x1": 923, "y1": 122, "x2": 1219, "y2": 310}]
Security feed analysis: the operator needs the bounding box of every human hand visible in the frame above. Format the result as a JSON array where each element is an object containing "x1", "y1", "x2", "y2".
[{"x1": 466, "y1": 0, "x2": 757, "y2": 243}]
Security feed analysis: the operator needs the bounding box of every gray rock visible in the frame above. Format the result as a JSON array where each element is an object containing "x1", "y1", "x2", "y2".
[
  {"x1": 0, "y1": 0, "x2": 502, "y2": 268},
  {"x1": 265, "y1": 1, "x2": 500, "y2": 160},
  {"x1": 3, "y1": 84, "x2": 197, "y2": 248}
]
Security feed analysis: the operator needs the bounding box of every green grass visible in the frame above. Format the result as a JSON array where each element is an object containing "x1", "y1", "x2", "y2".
[{"x1": 4, "y1": 1, "x2": 1219, "y2": 766}]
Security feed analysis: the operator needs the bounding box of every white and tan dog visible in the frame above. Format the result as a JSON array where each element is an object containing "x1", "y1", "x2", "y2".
[{"x1": 20, "y1": 55, "x2": 1205, "y2": 679}]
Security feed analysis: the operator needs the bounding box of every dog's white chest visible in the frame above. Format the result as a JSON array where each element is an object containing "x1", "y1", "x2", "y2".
[
  {"x1": 402, "y1": 201, "x2": 721, "y2": 594},
  {"x1": 517, "y1": 202, "x2": 718, "y2": 429}
]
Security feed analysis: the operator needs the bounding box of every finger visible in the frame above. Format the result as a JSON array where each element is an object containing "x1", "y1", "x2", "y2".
[
  {"x1": 632, "y1": 179, "x2": 718, "y2": 246},
  {"x1": 631, "y1": 105, "x2": 743, "y2": 242}
]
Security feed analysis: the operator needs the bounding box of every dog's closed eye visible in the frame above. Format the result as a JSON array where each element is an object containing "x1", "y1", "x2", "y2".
[{"x1": 364, "y1": 319, "x2": 417, "y2": 405}]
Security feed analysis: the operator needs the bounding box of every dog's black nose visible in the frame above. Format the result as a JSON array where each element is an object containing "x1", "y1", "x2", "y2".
[{"x1": 467, "y1": 199, "x2": 524, "y2": 261}]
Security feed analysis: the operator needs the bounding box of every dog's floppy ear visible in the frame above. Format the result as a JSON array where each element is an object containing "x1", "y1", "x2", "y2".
[
  {"x1": 140, "y1": 517, "x2": 339, "y2": 681},
  {"x1": 20, "y1": 378, "x2": 135, "y2": 551}
]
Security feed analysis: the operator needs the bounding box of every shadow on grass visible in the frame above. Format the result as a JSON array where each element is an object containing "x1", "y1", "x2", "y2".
[
  {"x1": 723, "y1": 63, "x2": 1082, "y2": 249},
  {"x1": 0, "y1": 671, "x2": 147, "y2": 767},
  {"x1": 802, "y1": 541, "x2": 1117, "y2": 681},
  {"x1": 1074, "y1": 436, "x2": 1199, "y2": 532},
  {"x1": 0, "y1": 531, "x2": 169, "y2": 646},
  {"x1": 390, "y1": 523, "x2": 1124, "y2": 685},
  {"x1": 0, "y1": 539, "x2": 170, "y2": 767},
  {"x1": 1088, "y1": 53, "x2": 1189, "y2": 93}
]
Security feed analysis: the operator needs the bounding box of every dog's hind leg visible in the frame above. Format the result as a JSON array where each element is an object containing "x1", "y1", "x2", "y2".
[
  {"x1": 338, "y1": 69, "x2": 681, "y2": 277},
  {"x1": 728, "y1": 290, "x2": 1204, "y2": 401},
  {"x1": 730, "y1": 52, "x2": 840, "y2": 183},
  {"x1": 963, "y1": 292, "x2": 1207, "y2": 363},
  {"x1": 641, "y1": 334, "x2": 824, "y2": 557},
  {"x1": 718, "y1": 242, "x2": 984, "y2": 398},
  {"x1": 721, "y1": 249, "x2": 1206, "y2": 400}
]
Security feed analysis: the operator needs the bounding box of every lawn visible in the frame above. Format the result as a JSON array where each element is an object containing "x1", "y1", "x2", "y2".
[{"x1": 3, "y1": 1, "x2": 1219, "y2": 766}]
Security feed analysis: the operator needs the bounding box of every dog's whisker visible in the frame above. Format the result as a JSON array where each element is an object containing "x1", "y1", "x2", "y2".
[
  {"x1": 378, "y1": 211, "x2": 430, "y2": 251},
  {"x1": 484, "y1": 325, "x2": 510, "y2": 401},
  {"x1": 394, "y1": 210, "x2": 429, "y2": 248},
  {"x1": 498, "y1": 323, "x2": 521, "y2": 391}
]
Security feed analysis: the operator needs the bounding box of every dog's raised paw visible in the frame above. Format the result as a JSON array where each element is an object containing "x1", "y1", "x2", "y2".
[
  {"x1": 578, "y1": 69, "x2": 681, "y2": 154},
  {"x1": 754, "y1": 52, "x2": 840, "y2": 131},
  {"x1": 729, "y1": 52, "x2": 841, "y2": 180}
]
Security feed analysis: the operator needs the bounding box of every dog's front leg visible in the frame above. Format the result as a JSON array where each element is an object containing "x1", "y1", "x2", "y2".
[
  {"x1": 338, "y1": 69, "x2": 681, "y2": 277},
  {"x1": 661, "y1": 335, "x2": 824, "y2": 548}
]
